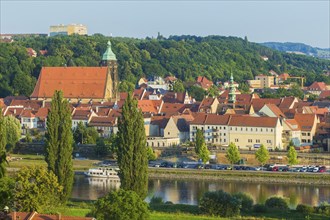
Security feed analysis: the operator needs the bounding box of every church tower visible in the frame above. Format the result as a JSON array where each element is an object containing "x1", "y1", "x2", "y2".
[
  {"x1": 228, "y1": 72, "x2": 236, "y2": 107},
  {"x1": 102, "y1": 41, "x2": 119, "y2": 101}
]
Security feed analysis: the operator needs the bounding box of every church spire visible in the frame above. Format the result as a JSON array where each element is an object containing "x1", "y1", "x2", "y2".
[
  {"x1": 102, "y1": 41, "x2": 117, "y2": 61},
  {"x1": 229, "y1": 71, "x2": 236, "y2": 105}
]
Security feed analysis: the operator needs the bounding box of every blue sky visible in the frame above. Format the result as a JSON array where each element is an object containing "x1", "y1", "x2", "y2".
[{"x1": 1, "y1": 0, "x2": 329, "y2": 48}]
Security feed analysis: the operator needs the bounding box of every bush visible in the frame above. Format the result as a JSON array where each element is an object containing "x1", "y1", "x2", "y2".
[
  {"x1": 149, "y1": 204, "x2": 201, "y2": 215},
  {"x1": 165, "y1": 201, "x2": 173, "y2": 205},
  {"x1": 265, "y1": 197, "x2": 288, "y2": 210},
  {"x1": 253, "y1": 204, "x2": 268, "y2": 213},
  {"x1": 150, "y1": 196, "x2": 164, "y2": 204},
  {"x1": 232, "y1": 192, "x2": 254, "y2": 212},
  {"x1": 315, "y1": 202, "x2": 330, "y2": 216},
  {"x1": 296, "y1": 204, "x2": 314, "y2": 215},
  {"x1": 200, "y1": 190, "x2": 240, "y2": 217},
  {"x1": 92, "y1": 189, "x2": 149, "y2": 220}
]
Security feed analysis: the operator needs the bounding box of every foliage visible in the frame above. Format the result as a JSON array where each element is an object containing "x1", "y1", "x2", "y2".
[
  {"x1": 226, "y1": 142, "x2": 240, "y2": 166},
  {"x1": 25, "y1": 132, "x2": 32, "y2": 143},
  {"x1": 119, "y1": 80, "x2": 135, "y2": 93},
  {"x1": 253, "y1": 204, "x2": 268, "y2": 213},
  {"x1": 73, "y1": 122, "x2": 99, "y2": 144},
  {"x1": 199, "y1": 142, "x2": 210, "y2": 164},
  {"x1": 195, "y1": 128, "x2": 204, "y2": 155},
  {"x1": 232, "y1": 192, "x2": 254, "y2": 212},
  {"x1": 255, "y1": 144, "x2": 270, "y2": 167},
  {"x1": 315, "y1": 202, "x2": 330, "y2": 216},
  {"x1": 45, "y1": 90, "x2": 74, "y2": 201},
  {"x1": 296, "y1": 204, "x2": 314, "y2": 215},
  {"x1": 0, "y1": 108, "x2": 6, "y2": 152},
  {"x1": 147, "y1": 146, "x2": 157, "y2": 161},
  {"x1": 3, "y1": 115, "x2": 21, "y2": 149},
  {"x1": 0, "y1": 177, "x2": 15, "y2": 208},
  {"x1": 199, "y1": 190, "x2": 240, "y2": 217},
  {"x1": 265, "y1": 197, "x2": 289, "y2": 210},
  {"x1": 14, "y1": 166, "x2": 63, "y2": 212},
  {"x1": 149, "y1": 204, "x2": 201, "y2": 215},
  {"x1": 150, "y1": 196, "x2": 164, "y2": 205},
  {"x1": 0, "y1": 151, "x2": 8, "y2": 178},
  {"x1": 287, "y1": 146, "x2": 298, "y2": 166},
  {"x1": 187, "y1": 86, "x2": 205, "y2": 101},
  {"x1": 172, "y1": 80, "x2": 185, "y2": 92},
  {"x1": 92, "y1": 189, "x2": 149, "y2": 220},
  {"x1": 1, "y1": 35, "x2": 329, "y2": 98},
  {"x1": 117, "y1": 94, "x2": 148, "y2": 198}
]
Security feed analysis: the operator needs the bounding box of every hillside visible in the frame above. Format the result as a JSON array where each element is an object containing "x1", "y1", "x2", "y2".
[
  {"x1": 261, "y1": 42, "x2": 330, "y2": 59},
  {"x1": 0, "y1": 35, "x2": 329, "y2": 97}
]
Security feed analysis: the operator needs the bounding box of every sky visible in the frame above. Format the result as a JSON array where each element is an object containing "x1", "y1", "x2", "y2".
[{"x1": 1, "y1": 0, "x2": 329, "y2": 48}]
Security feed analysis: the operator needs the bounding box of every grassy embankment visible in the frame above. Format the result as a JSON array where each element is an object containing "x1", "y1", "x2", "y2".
[{"x1": 52, "y1": 201, "x2": 328, "y2": 220}]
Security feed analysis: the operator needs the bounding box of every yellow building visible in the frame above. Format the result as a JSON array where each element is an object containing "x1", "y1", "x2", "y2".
[
  {"x1": 255, "y1": 75, "x2": 274, "y2": 88},
  {"x1": 49, "y1": 24, "x2": 87, "y2": 36}
]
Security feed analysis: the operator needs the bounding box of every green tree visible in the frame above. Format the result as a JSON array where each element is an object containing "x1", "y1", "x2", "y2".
[
  {"x1": 119, "y1": 80, "x2": 135, "y2": 93},
  {"x1": 0, "y1": 108, "x2": 6, "y2": 153},
  {"x1": 147, "y1": 146, "x2": 157, "y2": 161},
  {"x1": 195, "y1": 128, "x2": 204, "y2": 155},
  {"x1": 45, "y1": 90, "x2": 74, "y2": 201},
  {"x1": 199, "y1": 142, "x2": 210, "y2": 164},
  {"x1": 4, "y1": 115, "x2": 21, "y2": 150},
  {"x1": 117, "y1": 94, "x2": 148, "y2": 198},
  {"x1": 14, "y1": 166, "x2": 63, "y2": 212},
  {"x1": 92, "y1": 189, "x2": 149, "y2": 220},
  {"x1": 226, "y1": 142, "x2": 240, "y2": 167},
  {"x1": 255, "y1": 144, "x2": 270, "y2": 167},
  {"x1": 287, "y1": 146, "x2": 298, "y2": 166},
  {"x1": 172, "y1": 80, "x2": 185, "y2": 92},
  {"x1": 73, "y1": 122, "x2": 99, "y2": 144},
  {"x1": 0, "y1": 151, "x2": 8, "y2": 179},
  {"x1": 0, "y1": 177, "x2": 15, "y2": 208}
]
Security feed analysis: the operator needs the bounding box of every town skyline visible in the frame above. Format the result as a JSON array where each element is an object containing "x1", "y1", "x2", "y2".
[{"x1": 1, "y1": 0, "x2": 329, "y2": 48}]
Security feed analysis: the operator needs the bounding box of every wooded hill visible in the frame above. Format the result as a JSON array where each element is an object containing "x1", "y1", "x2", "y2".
[{"x1": 0, "y1": 34, "x2": 329, "y2": 97}]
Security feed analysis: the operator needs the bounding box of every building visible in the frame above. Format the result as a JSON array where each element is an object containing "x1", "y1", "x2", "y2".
[
  {"x1": 255, "y1": 75, "x2": 274, "y2": 88},
  {"x1": 49, "y1": 24, "x2": 87, "y2": 36},
  {"x1": 195, "y1": 76, "x2": 214, "y2": 90},
  {"x1": 228, "y1": 116, "x2": 283, "y2": 150},
  {"x1": 306, "y1": 82, "x2": 328, "y2": 95},
  {"x1": 30, "y1": 41, "x2": 119, "y2": 102}
]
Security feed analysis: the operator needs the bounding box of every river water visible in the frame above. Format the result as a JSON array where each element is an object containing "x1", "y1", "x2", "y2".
[{"x1": 71, "y1": 175, "x2": 330, "y2": 208}]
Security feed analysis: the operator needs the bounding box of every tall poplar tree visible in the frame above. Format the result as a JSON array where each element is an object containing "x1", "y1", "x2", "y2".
[
  {"x1": 117, "y1": 94, "x2": 148, "y2": 199},
  {"x1": 195, "y1": 128, "x2": 204, "y2": 155},
  {"x1": 45, "y1": 91, "x2": 74, "y2": 201},
  {"x1": 0, "y1": 108, "x2": 8, "y2": 178}
]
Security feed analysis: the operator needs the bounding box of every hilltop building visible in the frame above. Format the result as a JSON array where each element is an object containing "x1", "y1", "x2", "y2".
[
  {"x1": 30, "y1": 41, "x2": 119, "y2": 102},
  {"x1": 49, "y1": 24, "x2": 87, "y2": 36}
]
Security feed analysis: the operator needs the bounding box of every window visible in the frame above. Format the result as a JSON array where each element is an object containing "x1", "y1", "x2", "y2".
[
  {"x1": 168, "y1": 132, "x2": 170, "y2": 135},
  {"x1": 256, "y1": 139, "x2": 260, "y2": 143},
  {"x1": 256, "y1": 128, "x2": 258, "y2": 132},
  {"x1": 267, "y1": 140, "x2": 272, "y2": 143},
  {"x1": 261, "y1": 129, "x2": 263, "y2": 132},
  {"x1": 223, "y1": 133, "x2": 226, "y2": 136},
  {"x1": 241, "y1": 128, "x2": 243, "y2": 131},
  {"x1": 246, "y1": 128, "x2": 248, "y2": 131},
  {"x1": 235, "y1": 128, "x2": 237, "y2": 131},
  {"x1": 251, "y1": 128, "x2": 253, "y2": 131},
  {"x1": 248, "y1": 139, "x2": 252, "y2": 143},
  {"x1": 208, "y1": 126, "x2": 210, "y2": 129},
  {"x1": 224, "y1": 139, "x2": 226, "y2": 142},
  {"x1": 230, "y1": 128, "x2": 232, "y2": 131},
  {"x1": 271, "y1": 129, "x2": 273, "y2": 132},
  {"x1": 266, "y1": 128, "x2": 268, "y2": 132}
]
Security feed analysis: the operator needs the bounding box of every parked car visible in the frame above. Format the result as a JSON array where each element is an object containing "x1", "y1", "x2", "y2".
[
  {"x1": 272, "y1": 166, "x2": 279, "y2": 172},
  {"x1": 313, "y1": 167, "x2": 319, "y2": 173},
  {"x1": 319, "y1": 166, "x2": 327, "y2": 173},
  {"x1": 300, "y1": 167, "x2": 308, "y2": 172}
]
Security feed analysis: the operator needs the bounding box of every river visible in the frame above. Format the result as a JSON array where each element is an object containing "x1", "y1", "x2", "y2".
[{"x1": 71, "y1": 175, "x2": 330, "y2": 208}]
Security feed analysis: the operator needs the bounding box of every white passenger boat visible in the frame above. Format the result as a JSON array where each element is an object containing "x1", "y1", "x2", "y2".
[{"x1": 84, "y1": 167, "x2": 120, "y2": 178}]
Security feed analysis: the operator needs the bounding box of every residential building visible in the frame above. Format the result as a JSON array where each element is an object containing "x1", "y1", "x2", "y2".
[
  {"x1": 195, "y1": 76, "x2": 214, "y2": 90},
  {"x1": 228, "y1": 116, "x2": 283, "y2": 150},
  {"x1": 307, "y1": 82, "x2": 328, "y2": 95},
  {"x1": 294, "y1": 113, "x2": 319, "y2": 146},
  {"x1": 49, "y1": 24, "x2": 87, "y2": 36},
  {"x1": 198, "y1": 97, "x2": 219, "y2": 113},
  {"x1": 255, "y1": 75, "x2": 274, "y2": 88}
]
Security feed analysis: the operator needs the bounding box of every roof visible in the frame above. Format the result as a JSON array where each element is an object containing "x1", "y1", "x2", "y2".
[
  {"x1": 284, "y1": 119, "x2": 300, "y2": 131},
  {"x1": 34, "y1": 107, "x2": 49, "y2": 119},
  {"x1": 279, "y1": 73, "x2": 289, "y2": 80},
  {"x1": 279, "y1": 97, "x2": 297, "y2": 109},
  {"x1": 251, "y1": 98, "x2": 282, "y2": 112},
  {"x1": 263, "y1": 104, "x2": 285, "y2": 118},
  {"x1": 150, "y1": 116, "x2": 170, "y2": 129},
  {"x1": 196, "y1": 76, "x2": 213, "y2": 90},
  {"x1": 31, "y1": 67, "x2": 108, "y2": 99},
  {"x1": 308, "y1": 82, "x2": 327, "y2": 91},
  {"x1": 294, "y1": 113, "x2": 316, "y2": 131},
  {"x1": 163, "y1": 92, "x2": 185, "y2": 103},
  {"x1": 7, "y1": 212, "x2": 94, "y2": 220},
  {"x1": 0, "y1": 99, "x2": 5, "y2": 108},
  {"x1": 199, "y1": 97, "x2": 215, "y2": 108},
  {"x1": 319, "y1": 90, "x2": 330, "y2": 99},
  {"x1": 229, "y1": 115, "x2": 279, "y2": 127},
  {"x1": 72, "y1": 109, "x2": 93, "y2": 120},
  {"x1": 10, "y1": 99, "x2": 43, "y2": 110},
  {"x1": 102, "y1": 41, "x2": 117, "y2": 61},
  {"x1": 20, "y1": 109, "x2": 35, "y2": 118},
  {"x1": 137, "y1": 100, "x2": 159, "y2": 114},
  {"x1": 89, "y1": 116, "x2": 116, "y2": 126},
  {"x1": 190, "y1": 113, "x2": 230, "y2": 125},
  {"x1": 160, "y1": 103, "x2": 186, "y2": 116}
]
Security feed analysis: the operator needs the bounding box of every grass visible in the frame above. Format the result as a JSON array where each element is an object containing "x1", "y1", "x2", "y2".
[{"x1": 8, "y1": 154, "x2": 101, "y2": 171}]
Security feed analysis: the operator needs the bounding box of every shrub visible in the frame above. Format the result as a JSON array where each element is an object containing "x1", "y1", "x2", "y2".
[
  {"x1": 315, "y1": 202, "x2": 330, "y2": 216},
  {"x1": 232, "y1": 192, "x2": 254, "y2": 212},
  {"x1": 149, "y1": 204, "x2": 201, "y2": 215},
  {"x1": 200, "y1": 190, "x2": 240, "y2": 217},
  {"x1": 296, "y1": 204, "x2": 314, "y2": 215},
  {"x1": 253, "y1": 204, "x2": 268, "y2": 213},
  {"x1": 165, "y1": 201, "x2": 173, "y2": 205},
  {"x1": 265, "y1": 197, "x2": 288, "y2": 210},
  {"x1": 92, "y1": 189, "x2": 149, "y2": 220},
  {"x1": 150, "y1": 196, "x2": 164, "y2": 204}
]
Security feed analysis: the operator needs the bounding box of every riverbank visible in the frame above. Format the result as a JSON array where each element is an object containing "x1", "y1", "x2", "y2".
[{"x1": 148, "y1": 168, "x2": 330, "y2": 185}]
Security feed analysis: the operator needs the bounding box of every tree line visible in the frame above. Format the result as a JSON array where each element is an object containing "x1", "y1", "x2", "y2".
[{"x1": 1, "y1": 34, "x2": 329, "y2": 97}]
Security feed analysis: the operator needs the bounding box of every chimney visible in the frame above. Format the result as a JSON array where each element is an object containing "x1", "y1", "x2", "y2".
[
  {"x1": 42, "y1": 100, "x2": 45, "y2": 108},
  {"x1": 175, "y1": 93, "x2": 177, "y2": 99},
  {"x1": 14, "y1": 109, "x2": 16, "y2": 114},
  {"x1": 96, "y1": 106, "x2": 99, "y2": 113}
]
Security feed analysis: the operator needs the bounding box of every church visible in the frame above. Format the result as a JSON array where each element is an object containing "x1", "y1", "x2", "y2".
[{"x1": 30, "y1": 41, "x2": 119, "y2": 102}]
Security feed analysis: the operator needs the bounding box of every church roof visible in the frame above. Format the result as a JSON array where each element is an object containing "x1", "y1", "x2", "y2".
[
  {"x1": 30, "y1": 67, "x2": 108, "y2": 99},
  {"x1": 102, "y1": 41, "x2": 117, "y2": 61}
]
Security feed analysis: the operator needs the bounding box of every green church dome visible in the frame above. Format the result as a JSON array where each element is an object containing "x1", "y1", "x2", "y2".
[{"x1": 102, "y1": 41, "x2": 117, "y2": 61}]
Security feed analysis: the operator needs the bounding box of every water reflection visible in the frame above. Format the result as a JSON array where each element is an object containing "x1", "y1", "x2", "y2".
[{"x1": 71, "y1": 175, "x2": 330, "y2": 208}]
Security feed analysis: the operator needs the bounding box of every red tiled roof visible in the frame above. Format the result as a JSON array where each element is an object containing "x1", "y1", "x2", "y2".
[
  {"x1": 89, "y1": 116, "x2": 116, "y2": 126},
  {"x1": 160, "y1": 103, "x2": 186, "y2": 116},
  {"x1": 31, "y1": 67, "x2": 108, "y2": 99},
  {"x1": 196, "y1": 76, "x2": 213, "y2": 90},
  {"x1": 72, "y1": 109, "x2": 93, "y2": 120},
  {"x1": 21, "y1": 109, "x2": 35, "y2": 118},
  {"x1": 0, "y1": 99, "x2": 5, "y2": 108},
  {"x1": 284, "y1": 119, "x2": 300, "y2": 131},
  {"x1": 279, "y1": 73, "x2": 289, "y2": 80},
  {"x1": 279, "y1": 97, "x2": 297, "y2": 109},
  {"x1": 308, "y1": 82, "x2": 327, "y2": 91},
  {"x1": 263, "y1": 104, "x2": 285, "y2": 118},
  {"x1": 35, "y1": 107, "x2": 49, "y2": 119},
  {"x1": 320, "y1": 90, "x2": 330, "y2": 99},
  {"x1": 294, "y1": 113, "x2": 316, "y2": 131},
  {"x1": 4, "y1": 107, "x2": 24, "y2": 117},
  {"x1": 251, "y1": 98, "x2": 282, "y2": 112},
  {"x1": 229, "y1": 115, "x2": 279, "y2": 127},
  {"x1": 190, "y1": 113, "x2": 230, "y2": 125},
  {"x1": 137, "y1": 100, "x2": 159, "y2": 114},
  {"x1": 163, "y1": 92, "x2": 185, "y2": 103},
  {"x1": 199, "y1": 97, "x2": 215, "y2": 108},
  {"x1": 10, "y1": 99, "x2": 43, "y2": 110}
]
